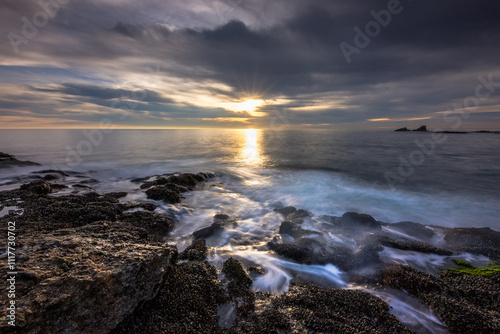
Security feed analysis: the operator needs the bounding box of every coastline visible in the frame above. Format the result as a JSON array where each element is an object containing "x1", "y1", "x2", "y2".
[{"x1": 1, "y1": 153, "x2": 499, "y2": 333}]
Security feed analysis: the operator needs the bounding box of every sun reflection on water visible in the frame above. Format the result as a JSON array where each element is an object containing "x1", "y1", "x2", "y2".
[{"x1": 240, "y1": 129, "x2": 264, "y2": 166}]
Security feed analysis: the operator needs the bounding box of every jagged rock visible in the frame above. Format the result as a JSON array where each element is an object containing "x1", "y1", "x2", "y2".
[
  {"x1": 232, "y1": 282, "x2": 412, "y2": 333},
  {"x1": 20, "y1": 180, "x2": 51, "y2": 195},
  {"x1": 33, "y1": 169, "x2": 69, "y2": 177},
  {"x1": 105, "y1": 192, "x2": 128, "y2": 199},
  {"x1": 112, "y1": 261, "x2": 226, "y2": 334},
  {"x1": 193, "y1": 214, "x2": 237, "y2": 240},
  {"x1": 388, "y1": 221, "x2": 435, "y2": 240},
  {"x1": 179, "y1": 239, "x2": 208, "y2": 261},
  {"x1": 340, "y1": 212, "x2": 381, "y2": 231},
  {"x1": 274, "y1": 206, "x2": 297, "y2": 217},
  {"x1": 278, "y1": 221, "x2": 317, "y2": 239},
  {"x1": 0, "y1": 152, "x2": 40, "y2": 168},
  {"x1": 443, "y1": 227, "x2": 500, "y2": 260},
  {"x1": 0, "y1": 225, "x2": 177, "y2": 334},
  {"x1": 413, "y1": 125, "x2": 428, "y2": 132},
  {"x1": 145, "y1": 186, "x2": 181, "y2": 203},
  {"x1": 382, "y1": 263, "x2": 500, "y2": 333}
]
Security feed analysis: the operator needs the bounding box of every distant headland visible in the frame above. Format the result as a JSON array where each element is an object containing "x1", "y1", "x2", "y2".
[{"x1": 395, "y1": 125, "x2": 500, "y2": 134}]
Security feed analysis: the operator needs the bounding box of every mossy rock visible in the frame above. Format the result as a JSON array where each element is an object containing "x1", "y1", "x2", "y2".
[{"x1": 448, "y1": 260, "x2": 500, "y2": 277}]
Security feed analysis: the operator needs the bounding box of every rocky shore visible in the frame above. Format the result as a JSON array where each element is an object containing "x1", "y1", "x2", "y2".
[{"x1": 1, "y1": 152, "x2": 499, "y2": 333}]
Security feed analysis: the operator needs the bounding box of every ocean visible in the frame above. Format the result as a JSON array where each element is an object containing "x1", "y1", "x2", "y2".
[
  {"x1": 1, "y1": 128, "x2": 499, "y2": 333},
  {"x1": 1, "y1": 129, "x2": 499, "y2": 229}
]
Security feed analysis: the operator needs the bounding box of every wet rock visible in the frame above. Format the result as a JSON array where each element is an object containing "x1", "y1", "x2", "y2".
[
  {"x1": 122, "y1": 202, "x2": 157, "y2": 212},
  {"x1": 112, "y1": 261, "x2": 225, "y2": 334},
  {"x1": 50, "y1": 183, "x2": 68, "y2": 190},
  {"x1": 0, "y1": 152, "x2": 40, "y2": 168},
  {"x1": 340, "y1": 212, "x2": 381, "y2": 231},
  {"x1": 145, "y1": 186, "x2": 181, "y2": 203},
  {"x1": 179, "y1": 239, "x2": 208, "y2": 261},
  {"x1": 248, "y1": 266, "x2": 265, "y2": 279},
  {"x1": 269, "y1": 239, "x2": 356, "y2": 271},
  {"x1": 444, "y1": 227, "x2": 500, "y2": 260},
  {"x1": 20, "y1": 180, "x2": 51, "y2": 195},
  {"x1": 222, "y1": 258, "x2": 255, "y2": 319},
  {"x1": 105, "y1": 192, "x2": 128, "y2": 199},
  {"x1": 120, "y1": 211, "x2": 174, "y2": 242},
  {"x1": 388, "y1": 221, "x2": 435, "y2": 240},
  {"x1": 382, "y1": 263, "x2": 500, "y2": 333},
  {"x1": 232, "y1": 282, "x2": 411, "y2": 333},
  {"x1": 193, "y1": 214, "x2": 237, "y2": 240},
  {"x1": 166, "y1": 173, "x2": 201, "y2": 190},
  {"x1": 274, "y1": 206, "x2": 297, "y2": 217},
  {"x1": 368, "y1": 234, "x2": 453, "y2": 255},
  {"x1": 222, "y1": 258, "x2": 253, "y2": 289},
  {"x1": 34, "y1": 169, "x2": 69, "y2": 177},
  {"x1": 278, "y1": 221, "x2": 318, "y2": 239},
  {"x1": 43, "y1": 174, "x2": 60, "y2": 181}
]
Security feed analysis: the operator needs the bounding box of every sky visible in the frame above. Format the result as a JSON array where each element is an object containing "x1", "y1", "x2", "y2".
[{"x1": 1, "y1": 0, "x2": 500, "y2": 130}]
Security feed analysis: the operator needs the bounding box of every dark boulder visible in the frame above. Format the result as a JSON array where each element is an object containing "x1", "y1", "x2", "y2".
[
  {"x1": 444, "y1": 227, "x2": 500, "y2": 260},
  {"x1": 20, "y1": 180, "x2": 52, "y2": 195},
  {"x1": 383, "y1": 263, "x2": 500, "y2": 333},
  {"x1": 145, "y1": 186, "x2": 181, "y2": 203},
  {"x1": 274, "y1": 206, "x2": 297, "y2": 217},
  {"x1": 179, "y1": 239, "x2": 208, "y2": 261},
  {"x1": 232, "y1": 282, "x2": 412, "y2": 333},
  {"x1": 193, "y1": 214, "x2": 237, "y2": 240},
  {"x1": 395, "y1": 127, "x2": 410, "y2": 132},
  {"x1": 340, "y1": 212, "x2": 381, "y2": 231},
  {"x1": 389, "y1": 221, "x2": 435, "y2": 240},
  {"x1": 278, "y1": 221, "x2": 318, "y2": 239}
]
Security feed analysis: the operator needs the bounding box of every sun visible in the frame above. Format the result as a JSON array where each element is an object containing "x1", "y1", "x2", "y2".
[
  {"x1": 219, "y1": 99, "x2": 265, "y2": 116},
  {"x1": 233, "y1": 99, "x2": 264, "y2": 112}
]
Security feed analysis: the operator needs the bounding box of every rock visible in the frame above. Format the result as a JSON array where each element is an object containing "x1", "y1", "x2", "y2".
[
  {"x1": 43, "y1": 174, "x2": 60, "y2": 181},
  {"x1": 395, "y1": 127, "x2": 410, "y2": 131},
  {"x1": 104, "y1": 192, "x2": 128, "y2": 199},
  {"x1": 413, "y1": 125, "x2": 428, "y2": 131},
  {"x1": 179, "y1": 239, "x2": 208, "y2": 261},
  {"x1": 388, "y1": 221, "x2": 435, "y2": 240},
  {"x1": 368, "y1": 234, "x2": 453, "y2": 255},
  {"x1": 193, "y1": 214, "x2": 237, "y2": 240},
  {"x1": 340, "y1": 212, "x2": 381, "y2": 231},
  {"x1": 166, "y1": 174, "x2": 200, "y2": 190},
  {"x1": 112, "y1": 261, "x2": 226, "y2": 334},
  {"x1": 222, "y1": 258, "x2": 255, "y2": 318},
  {"x1": 20, "y1": 180, "x2": 52, "y2": 195},
  {"x1": 274, "y1": 206, "x2": 297, "y2": 217},
  {"x1": 269, "y1": 239, "x2": 356, "y2": 271},
  {"x1": 0, "y1": 152, "x2": 41, "y2": 168},
  {"x1": 232, "y1": 282, "x2": 412, "y2": 333},
  {"x1": 0, "y1": 225, "x2": 177, "y2": 334},
  {"x1": 34, "y1": 169, "x2": 69, "y2": 177},
  {"x1": 222, "y1": 258, "x2": 252, "y2": 289},
  {"x1": 444, "y1": 227, "x2": 500, "y2": 260},
  {"x1": 278, "y1": 221, "x2": 317, "y2": 239},
  {"x1": 382, "y1": 263, "x2": 500, "y2": 333},
  {"x1": 145, "y1": 186, "x2": 181, "y2": 203}
]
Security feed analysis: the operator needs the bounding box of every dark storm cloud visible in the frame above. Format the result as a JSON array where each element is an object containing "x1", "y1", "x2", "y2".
[
  {"x1": 1, "y1": 0, "x2": 500, "y2": 128},
  {"x1": 29, "y1": 83, "x2": 174, "y2": 103}
]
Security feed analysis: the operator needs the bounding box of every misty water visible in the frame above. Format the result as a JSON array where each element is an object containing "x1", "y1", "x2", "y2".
[{"x1": 1, "y1": 128, "x2": 499, "y2": 333}]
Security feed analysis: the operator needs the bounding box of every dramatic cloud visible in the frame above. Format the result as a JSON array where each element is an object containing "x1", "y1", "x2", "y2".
[{"x1": 1, "y1": 0, "x2": 499, "y2": 129}]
